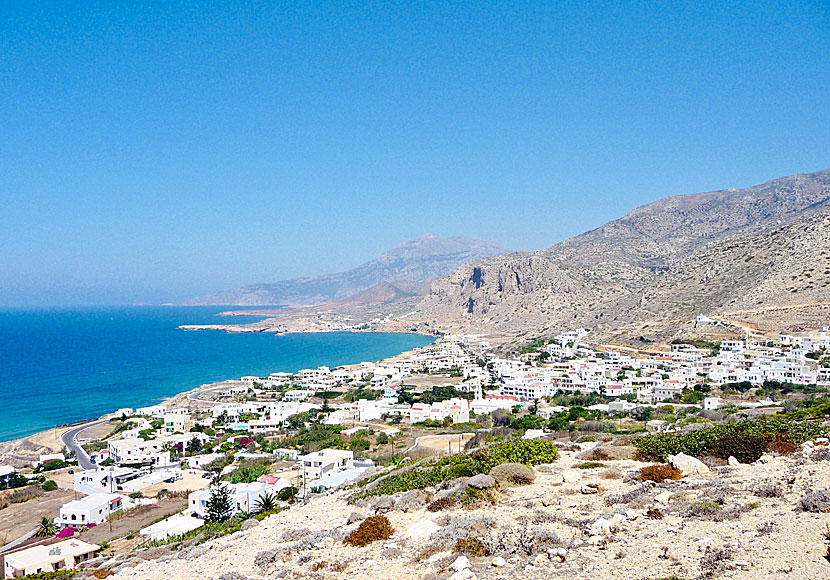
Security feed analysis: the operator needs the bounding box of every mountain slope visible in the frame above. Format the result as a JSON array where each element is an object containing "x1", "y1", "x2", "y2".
[
  {"x1": 184, "y1": 235, "x2": 508, "y2": 306},
  {"x1": 399, "y1": 170, "x2": 830, "y2": 340}
]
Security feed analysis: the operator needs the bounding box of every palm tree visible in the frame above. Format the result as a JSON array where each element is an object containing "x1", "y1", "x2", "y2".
[
  {"x1": 35, "y1": 517, "x2": 57, "y2": 537},
  {"x1": 254, "y1": 491, "x2": 277, "y2": 514}
]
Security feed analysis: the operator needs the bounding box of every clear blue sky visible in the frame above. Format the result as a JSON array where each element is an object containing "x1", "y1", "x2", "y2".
[{"x1": 1, "y1": 1, "x2": 827, "y2": 306}]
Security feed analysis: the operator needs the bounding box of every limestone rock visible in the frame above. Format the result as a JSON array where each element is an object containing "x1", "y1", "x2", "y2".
[
  {"x1": 240, "y1": 518, "x2": 260, "y2": 531},
  {"x1": 467, "y1": 474, "x2": 497, "y2": 490},
  {"x1": 668, "y1": 452, "x2": 710, "y2": 476},
  {"x1": 449, "y1": 555, "x2": 471, "y2": 572},
  {"x1": 405, "y1": 518, "x2": 440, "y2": 541}
]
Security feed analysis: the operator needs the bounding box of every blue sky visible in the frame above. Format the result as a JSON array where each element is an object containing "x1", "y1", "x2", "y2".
[{"x1": 1, "y1": 1, "x2": 827, "y2": 306}]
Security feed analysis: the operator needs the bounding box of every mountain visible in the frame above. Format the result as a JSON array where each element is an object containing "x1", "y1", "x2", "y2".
[
  {"x1": 184, "y1": 235, "x2": 508, "y2": 306},
  {"x1": 396, "y1": 170, "x2": 830, "y2": 342}
]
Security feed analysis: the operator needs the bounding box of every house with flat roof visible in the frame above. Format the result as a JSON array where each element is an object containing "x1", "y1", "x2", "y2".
[
  {"x1": 140, "y1": 513, "x2": 204, "y2": 541},
  {"x1": 298, "y1": 449, "x2": 354, "y2": 482},
  {"x1": 56, "y1": 493, "x2": 124, "y2": 528},
  {"x1": 188, "y1": 479, "x2": 290, "y2": 519},
  {"x1": 4, "y1": 539, "x2": 100, "y2": 578}
]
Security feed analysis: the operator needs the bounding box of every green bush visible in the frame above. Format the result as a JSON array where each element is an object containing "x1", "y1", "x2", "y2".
[
  {"x1": 225, "y1": 462, "x2": 270, "y2": 484},
  {"x1": 41, "y1": 480, "x2": 58, "y2": 492},
  {"x1": 633, "y1": 420, "x2": 827, "y2": 461},
  {"x1": 356, "y1": 440, "x2": 556, "y2": 497}
]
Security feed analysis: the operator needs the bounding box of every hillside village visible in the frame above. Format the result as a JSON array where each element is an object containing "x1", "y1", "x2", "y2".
[{"x1": 1, "y1": 326, "x2": 829, "y2": 578}]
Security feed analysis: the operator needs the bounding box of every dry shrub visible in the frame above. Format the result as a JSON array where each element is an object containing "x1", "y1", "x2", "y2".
[
  {"x1": 455, "y1": 537, "x2": 488, "y2": 557},
  {"x1": 605, "y1": 483, "x2": 652, "y2": 506},
  {"x1": 312, "y1": 561, "x2": 327, "y2": 571},
  {"x1": 343, "y1": 515, "x2": 394, "y2": 547},
  {"x1": 427, "y1": 496, "x2": 456, "y2": 512},
  {"x1": 812, "y1": 447, "x2": 830, "y2": 462},
  {"x1": 489, "y1": 463, "x2": 535, "y2": 485},
  {"x1": 92, "y1": 572, "x2": 114, "y2": 579},
  {"x1": 638, "y1": 464, "x2": 683, "y2": 483},
  {"x1": 767, "y1": 434, "x2": 797, "y2": 455},
  {"x1": 800, "y1": 490, "x2": 830, "y2": 513},
  {"x1": 646, "y1": 507, "x2": 663, "y2": 519},
  {"x1": 752, "y1": 482, "x2": 784, "y2": 498}
]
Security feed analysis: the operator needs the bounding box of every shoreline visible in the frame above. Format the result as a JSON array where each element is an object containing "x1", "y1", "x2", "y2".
[{"x1": 0, "y1": 334, "x2": 437, "y2": 467}]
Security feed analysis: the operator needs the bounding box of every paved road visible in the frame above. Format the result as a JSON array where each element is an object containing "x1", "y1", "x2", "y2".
[
  {"x1": 187, "y1": 385, "x2": 231, "y2": 404},
  {"x1": 60, "y1": 419, "x2": 108, "y2": 470}
]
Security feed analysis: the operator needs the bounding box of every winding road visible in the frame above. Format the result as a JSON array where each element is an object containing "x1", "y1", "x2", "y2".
[{"x1": 60, "y1": 418, "x2": 109, "y2": 470}]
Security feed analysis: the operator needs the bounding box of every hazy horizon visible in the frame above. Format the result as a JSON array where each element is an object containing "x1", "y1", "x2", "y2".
[{"x1": 2, "y1": 2, "x2": 828, "y2": 306}]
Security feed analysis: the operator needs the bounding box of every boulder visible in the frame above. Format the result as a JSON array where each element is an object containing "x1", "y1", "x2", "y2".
[
  {"x1": 588, "y1": 518, "x2": 611, "y2": 536},
  {"x1": 655, "y1": 491, "x2": 673, "y2": 504},
  {"x1": 371, "y1": 495, "x2": 395, "y2": 513},
  {"x1": 405, "y1": 518, "x2": 440, "y2": 541},
  {"x1": 467, "y1": 474, "x2": 497, "y2": 490},
  {"x1": 396, "y1": 489, "x2": 429, "y2": 511},
  {"x1": 581, "y1": 483, "x2": 599, "y2": 494},
  {"x1": 449, "y1": 555, "x2": 471, "y2": 572},
  {"x1": 240, "y1": 518, "x2": 260, "y2": 531},
  {"x1": 728, "y1": 456, "x2": 740, "y2": 466},
  {"x1": 667, "y1": 452, "x2": 710, "y2": 476},
  {"x1": 492, "y1": 556, "x2": 506, "y2": 567},
  {"x1": 562, "y1": 469, "x2": 582, "y2": 483}
]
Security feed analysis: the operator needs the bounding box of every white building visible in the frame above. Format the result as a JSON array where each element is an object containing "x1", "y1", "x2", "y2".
[
  {"x1": 108, "y1": 433, "x2": 207, "y2": 466},
  {"x1": 299, "y1": 449, "x2": 354, "y2": 482},
  {"x1": 703, "y1": 397, "x2": 722, "y2": 411},
  {"x1": 409, "y1": 398, "x2": 471, "y2": 424},
  {"x1": 56, "y1": 493, "x2": 124, "y2": 528},
  {"x1": 135, "y1": 405, "x2": 167, "y2": 417},
  {"x1": 188, "y1": 479, "x2": 290, "y2": 518},
  {"x1": 4, "y1": 540, "x2": 100, "y2": 578},
  {"x1": 140, "y1": 513, "x2": 204, "y2": 541},
  {"x1": 283, "y1": 389, "x2": 315, "y2": 402}
]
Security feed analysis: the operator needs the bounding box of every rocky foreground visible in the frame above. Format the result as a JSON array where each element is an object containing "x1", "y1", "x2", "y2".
[{"x1": 105, "y1": 440, "x2": 830, "y2": 580}]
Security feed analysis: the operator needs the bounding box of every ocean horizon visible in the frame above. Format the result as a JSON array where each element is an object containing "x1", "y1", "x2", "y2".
[{"x1": 0, "y1": 306, "x2": 434, "y2": 442}]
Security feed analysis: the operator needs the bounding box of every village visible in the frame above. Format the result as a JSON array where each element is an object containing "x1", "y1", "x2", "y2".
[{"x1": 1, "y1": 324, "x2": 829, "y2": 577}]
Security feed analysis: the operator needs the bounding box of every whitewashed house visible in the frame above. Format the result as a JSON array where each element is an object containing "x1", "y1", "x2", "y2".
[{"x1": 56, "y1": 493, "x2": 124, "y2": 528}]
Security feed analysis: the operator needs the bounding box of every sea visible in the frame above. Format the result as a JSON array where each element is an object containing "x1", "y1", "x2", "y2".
[{"x1": 0, "y1": 306, "x2": 434, "y2": 442}]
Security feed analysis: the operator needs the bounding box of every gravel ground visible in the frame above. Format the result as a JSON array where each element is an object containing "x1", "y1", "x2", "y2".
[{"x1": 109, "y1": 441, "x2": 830, "y2": 580}]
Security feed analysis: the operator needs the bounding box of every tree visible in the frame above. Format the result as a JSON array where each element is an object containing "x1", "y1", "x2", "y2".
[
  {"x1": 35, "y1": 516, "x2": 57, "y2": 537},
  {"x1": 254, "y1": 492, "x2": 277, "y2": 514},
  {"x1": 186, "y1": 437, "x2": 203, "y2": 456},
  {"x1": 205, "y1": 482, "x2": 233, "y2": 523},
  {"x1": 276, "y1": 486, "x2": 298, "y2": 502}
]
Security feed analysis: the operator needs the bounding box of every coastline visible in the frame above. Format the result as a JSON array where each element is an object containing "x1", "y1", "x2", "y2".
[{"x1": 0, "y1": 335, "x2": 436, "y2": 468}]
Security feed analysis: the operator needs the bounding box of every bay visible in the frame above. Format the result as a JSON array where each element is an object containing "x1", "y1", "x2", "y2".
[{"x1": 0, "y1": 306, "x2": 433, "y2": 442}]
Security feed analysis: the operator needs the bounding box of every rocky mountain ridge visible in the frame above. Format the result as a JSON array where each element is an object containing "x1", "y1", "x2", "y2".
[
  {"x1": 184, "y1": 235, "x2": 508, "y2": 307},
  {"x1": 393, "y1": 170, "x2": 830, "y2": 343}
]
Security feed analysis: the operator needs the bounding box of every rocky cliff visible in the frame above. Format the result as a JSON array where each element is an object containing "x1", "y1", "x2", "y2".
[{"x1": 396, "y1": 170, "x2": 830, "y2": 342}]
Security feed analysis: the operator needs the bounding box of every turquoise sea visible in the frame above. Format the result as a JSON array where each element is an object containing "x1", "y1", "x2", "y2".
[{"x1": 0, "y1": 307, "x2": 434, "y2": 442}]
